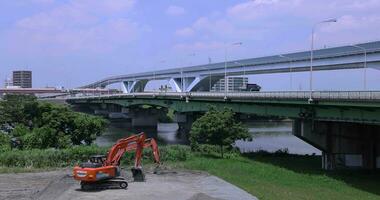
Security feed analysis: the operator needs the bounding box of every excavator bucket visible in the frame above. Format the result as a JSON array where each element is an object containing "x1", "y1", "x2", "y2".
[{"x1": 131, "y1": 168, "x2": 145, "y2": 182}]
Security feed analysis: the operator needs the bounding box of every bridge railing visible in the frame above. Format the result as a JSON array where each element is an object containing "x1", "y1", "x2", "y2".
[
  {"x1": 167, "y1": 91, "x2": 380, "y2": 101},
  {"x1": 69, "y1": 91, "x2": 380, "y2": 102}
]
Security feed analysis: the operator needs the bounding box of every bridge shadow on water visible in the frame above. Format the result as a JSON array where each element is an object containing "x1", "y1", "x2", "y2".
[{"x1": 242, "y1": 152, "x2": 380, "y2": 196}]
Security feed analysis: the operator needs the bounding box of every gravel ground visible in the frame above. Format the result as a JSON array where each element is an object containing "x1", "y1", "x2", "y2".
[{"x1": 0, "y1": 169, "x2": 257, "y2": 200}]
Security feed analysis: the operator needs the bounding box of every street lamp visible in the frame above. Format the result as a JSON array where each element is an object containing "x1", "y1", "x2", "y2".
[
  {"x1": 279, "y1": 54, "x2": 293, "y2": 90},
  {"x1": 309, "y1": 18, "x2": 337, "y2": 103},
  {"x1": 224, "y1": 42, "x2": 243, "y2": 99},
  {"x1": 351, "y1": 45, "x2": 367, "y2": 90},
  {"x1": 180, "y1": 68, "x2": 184, "y2": 92}
]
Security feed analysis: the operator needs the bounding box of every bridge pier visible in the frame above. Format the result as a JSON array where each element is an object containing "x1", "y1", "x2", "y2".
[
  {"x1": 128, "y1": 107, "x2": 168, "y2": 128},
  {"x1": 294, "y1": 120, "x2": 380, "y2": 170},
  {"x1": 174, "y1": 112, "x2": 197, "y2": 134}
]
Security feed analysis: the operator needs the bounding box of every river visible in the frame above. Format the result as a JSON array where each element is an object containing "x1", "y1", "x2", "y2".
[{"x1": 95, "y1": 120, "x2": 321, "y2": 155}]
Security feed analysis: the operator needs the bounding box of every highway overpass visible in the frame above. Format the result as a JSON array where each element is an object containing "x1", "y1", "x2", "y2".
[{"x1": 80, "y1": 41, "x2": 380, "y2": 93}]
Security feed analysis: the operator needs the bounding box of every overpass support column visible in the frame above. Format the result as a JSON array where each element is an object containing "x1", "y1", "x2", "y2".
[
  {"x1": 293, "y1": 119, "x2": 380, "y2": 170},
  {"x1": 121, "y1": 80, "x2": 148, "y2": 93},
  {"x1": 169, "y1": 75, "x2": 223, "y2": 92}
]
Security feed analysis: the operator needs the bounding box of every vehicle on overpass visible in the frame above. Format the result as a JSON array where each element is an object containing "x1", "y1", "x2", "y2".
[
  {"x1": 245, "y1": 84, "x2": 261, "y2": 92},
  {"x1": 72, "y1": 133, "x2": 160, "y2": 190}
]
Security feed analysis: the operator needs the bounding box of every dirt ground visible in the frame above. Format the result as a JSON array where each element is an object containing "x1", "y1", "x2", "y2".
[{"x1": 0, "y1": 168, "x2": 257, "y2": 200}]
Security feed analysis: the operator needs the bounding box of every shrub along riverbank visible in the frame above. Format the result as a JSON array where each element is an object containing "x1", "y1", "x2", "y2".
[{"x1": 0, "y1": 145, "x2": 379, "y2": 200}]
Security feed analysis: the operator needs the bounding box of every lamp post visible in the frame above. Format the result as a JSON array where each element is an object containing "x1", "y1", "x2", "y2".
[
  {"x1": 224, "y1": 42, "x2": 242, "y2": 99},
  {"x1": 279, "y1": 54, "x2": 293, "y2": 90},
  {"x1": 309, "y1": 18, "x2": 337, "y2": 103},
  {"x1": 351, "y1": 45, "x2": 367, "y2": 90}
]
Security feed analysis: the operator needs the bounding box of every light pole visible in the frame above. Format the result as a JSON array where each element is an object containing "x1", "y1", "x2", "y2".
[
  {"x1": 351, "y1": 45, "x2": 367, "y2": 90},
  {"x1": 309, "y1": 18, "x2": 337, "y2": 102},
  {"x1": 224, "y1": 42, "x2": 242, "y2": 99},
  {"x1": 279, "y1": 54, "x2": 293, "y2": 90},
  {"x1": 180, "y1": 68, "x2": 184, "y2": 92}
]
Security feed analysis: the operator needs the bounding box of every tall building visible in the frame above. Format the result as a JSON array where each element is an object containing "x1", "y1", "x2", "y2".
[
  {"x1": 13, "y1": 70, "x2": 32, "y2": 88},
  {"x1": 211, "y1": 77, "x2": 248, "y2": 92}
]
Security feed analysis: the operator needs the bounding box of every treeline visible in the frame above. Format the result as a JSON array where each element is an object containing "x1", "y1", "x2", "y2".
[{"x1": 0, "y1": 95, "x2": 107, "y2": 151}]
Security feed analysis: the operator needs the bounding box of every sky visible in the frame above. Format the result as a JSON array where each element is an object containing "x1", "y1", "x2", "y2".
[{"x1": 0, "y1": 0, "x2": 379, "y2": 90}]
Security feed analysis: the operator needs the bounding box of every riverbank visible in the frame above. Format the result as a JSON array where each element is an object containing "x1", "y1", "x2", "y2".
[
  {"x1": 176, "y1": 154, "x2": 380, "y2": 200},
  {"x1": 0, "y1": 146, "x2": 378, "y2": 200}
]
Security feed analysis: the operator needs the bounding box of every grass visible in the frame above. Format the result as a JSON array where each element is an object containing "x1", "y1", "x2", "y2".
[{"x1": 174, "y1": 153, "x2": 380, "y2": 200}]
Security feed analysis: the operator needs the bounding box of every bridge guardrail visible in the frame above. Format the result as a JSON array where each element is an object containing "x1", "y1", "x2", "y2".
[{"x1": 68, "y1": 91, "x2": 380, "y2": 102}]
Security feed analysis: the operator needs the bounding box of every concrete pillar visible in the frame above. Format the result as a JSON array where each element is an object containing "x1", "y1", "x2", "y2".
[
  {"x1": 293, "y1": 119, "x2": 380, "y2": 170},
  {"x1": 175, "y1": 112, "x2": 197, "y2": 135},
  {"x1": 128, "y1": 107, "x2": 168, "y2": 128},
  {"x1": 129, "y1": 108, "x2": 158, "y2": 127}
]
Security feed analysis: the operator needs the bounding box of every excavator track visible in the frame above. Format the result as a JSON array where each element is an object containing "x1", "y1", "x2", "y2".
[{"x1": 80, "y1": 177, "x2": 128, "y2": 190}]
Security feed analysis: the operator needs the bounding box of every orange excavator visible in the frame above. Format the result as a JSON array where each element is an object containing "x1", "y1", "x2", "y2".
[{"x1": 73, "y1": 133, "x2": 160, "y2": 190}]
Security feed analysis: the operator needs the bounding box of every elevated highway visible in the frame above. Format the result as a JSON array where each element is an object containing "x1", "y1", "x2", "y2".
[{"x1": 80, "y1": 41, "x2": 380, "y2": 93}]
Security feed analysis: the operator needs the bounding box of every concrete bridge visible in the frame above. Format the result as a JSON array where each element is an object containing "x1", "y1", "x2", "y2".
[
  {"x1": 67, "y1": 91, "x2": 380, "y2": 170},
  {"x1": 80, "y1": 41, "x2": 380, "y2": 93}
]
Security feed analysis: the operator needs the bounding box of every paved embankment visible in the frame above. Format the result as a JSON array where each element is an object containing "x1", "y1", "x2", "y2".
[{"x1": 0, "y1": 169, "x2": 257, "y2": 200}]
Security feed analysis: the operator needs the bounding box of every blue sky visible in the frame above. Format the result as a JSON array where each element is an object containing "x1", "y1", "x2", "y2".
[{"x1": 0, "y1": 0, "x2": 379, "y2": 90}]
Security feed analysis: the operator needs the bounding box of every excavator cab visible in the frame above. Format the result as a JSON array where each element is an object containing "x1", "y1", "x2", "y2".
[
  {"x1": 89, "y1": 155, "x2": 106, "y2": 165},
  {"x1": 79, "y1": 155, "x2": 106, "y2": 168}
]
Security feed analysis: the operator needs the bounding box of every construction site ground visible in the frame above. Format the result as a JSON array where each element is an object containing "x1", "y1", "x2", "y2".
[{"x1": 0, "y1": 168, "x2": 257, "y2": 200}]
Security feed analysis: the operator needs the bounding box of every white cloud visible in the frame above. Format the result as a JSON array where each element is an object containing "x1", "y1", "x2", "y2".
[
  {"x1": 175, "y1": 27, "x2": 194, "y2": 37},
  {"x1": 316, "y1": 14, "x2": 380, "y2": 46},
  {"x1": 5, "y1": 0, "x2": 140, "y2": 55},
  {"x1": 166, "y1": 5, "x2": 185, "y2": 16},
  {"x1": 30, "y1": 0, "x2": 55, "y2": 4},
  {"x1": 173, "y1": 41, "x2": 224, "y2": 52},
  {"x1": 227, "y1": 0, "x2": 285, "y2": 20},
  {"x1": 174, "y1": 0, "x2": 380, "y2": 52}
]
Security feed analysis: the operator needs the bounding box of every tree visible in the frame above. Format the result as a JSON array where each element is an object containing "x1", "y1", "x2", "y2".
[
  {"x1": 190, "y1": 107, "x2": 251, "y2": 158},
  {"x1": 0, "y1": 94, "x2": 108, "y2": 149},
  {"x1": 71, "y1": 113, "x2": 107, "y2": 145}
]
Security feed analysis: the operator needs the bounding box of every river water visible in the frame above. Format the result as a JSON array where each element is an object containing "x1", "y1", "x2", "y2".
[{"x1": 95, "y1": 120, "x2": 321, "y2": 155}]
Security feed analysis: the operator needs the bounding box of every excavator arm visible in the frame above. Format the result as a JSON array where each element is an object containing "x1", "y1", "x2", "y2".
[
  {"x1": 104, "y1": 133, "x2": 160, "y2": 168},
  {"x1": 134, "y1": 138, "x2": 160, "y2": 168}
]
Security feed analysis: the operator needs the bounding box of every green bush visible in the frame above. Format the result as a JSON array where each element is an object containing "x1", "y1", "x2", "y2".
[
  {"x1": 23, "y1": 126, "x2": 56, "y2": 149},
  {"x1": 0, "y1": 145, "x2": 192, "y2": 168},
  {"x1": 11, "y1": 124, "x2": 30, "y2": 137},
  {"x1": 0, "y1": 133, "x2": 11, "y2": 152}
]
